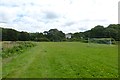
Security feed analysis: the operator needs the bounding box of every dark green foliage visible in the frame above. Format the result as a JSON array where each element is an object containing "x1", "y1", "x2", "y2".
[
  {"x1": 0, "y1": 27, "x2": 2, "y2": 41},
  {"x1": 90, "y1": 25, "x2": 104, "y2": 38},
  {"x1": 45, "y1": 29, "x2": 65, "y2": 42},
  {"x1": 1, "y1": 24, "x2": 120, "y2": 42},
  {"x1": 82, "y1": 24, "x2": 120, "y2": 41},
  {"x1": 2, "y1": 28, "x2": 19, "y2": 41},
  {"x1": 1, "y1": 42, "x2": 36, "y2": 58}
]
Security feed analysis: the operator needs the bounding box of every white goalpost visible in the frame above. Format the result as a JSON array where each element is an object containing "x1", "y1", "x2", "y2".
[{"x1": 87, "y1": 38, "x2": 116, "y2": 45}]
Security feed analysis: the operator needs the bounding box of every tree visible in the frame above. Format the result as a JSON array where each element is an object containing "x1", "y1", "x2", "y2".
[
  {"x1": 90, "y1": 25, "x2": 105, "y2": 38},
  {"x1": 72, "y1": 32, "x2": 84, "y2": 39},
  {"x1": 83, "y1": 30, "x2": 91, "y2": 39},
  {"x1": 71, "y1": 32, "x2": 84, "y2": 41},
  {"x1": 104, "y1": 24, "x2": 119, "y2": 41},
  {"x1": 2, "y1": 28, "x2": 18, "y2": 41},
  {"x1": 47, "y1": 29, "x2": 65, "y2": 42},
  {"x1": 18, "y1": 31, "x2": 30, "y2": 41},
  {"x1": 0, "y1": 27, "x2": 2, "y2": 41},
  {"x1": 1, "y1": 24, "x2": 120, "y2": 41}
]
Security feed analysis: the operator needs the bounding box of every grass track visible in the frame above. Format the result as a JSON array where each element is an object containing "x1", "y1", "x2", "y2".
[{"x1": 2, "y1": 42, "x2": 118, "y2": 78}]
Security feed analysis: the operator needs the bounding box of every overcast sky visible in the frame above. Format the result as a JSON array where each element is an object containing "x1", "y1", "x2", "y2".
[{"x1": 0, "y1": 0, "x2": 119, "y2": 33}]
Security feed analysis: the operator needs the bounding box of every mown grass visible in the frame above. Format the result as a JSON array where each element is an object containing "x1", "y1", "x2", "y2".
[{"x1": 2, "y1": 42, "x2": 118, "y2": 78}]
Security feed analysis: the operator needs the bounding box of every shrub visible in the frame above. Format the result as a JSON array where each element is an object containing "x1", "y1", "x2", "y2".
[{"x1": 2, "y1": 42, "x2": 36, "y2": 58}]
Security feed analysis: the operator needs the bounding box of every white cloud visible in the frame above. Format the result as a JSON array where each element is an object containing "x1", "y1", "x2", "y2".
[{"x1": 0, "y1": 0, "x2": 119, "y2": 33}]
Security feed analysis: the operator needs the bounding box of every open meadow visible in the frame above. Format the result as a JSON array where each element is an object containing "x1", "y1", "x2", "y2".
[
  {"x1": 2, "y1": 42, "x2": 118, "y2": 78},
  {"x1": 0, "y1": 41, "x2": 2, "y2": 79}
]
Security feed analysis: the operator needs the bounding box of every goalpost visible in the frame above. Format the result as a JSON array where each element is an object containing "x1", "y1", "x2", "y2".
[{"x1": 88, "y1": 38, "x2": 116, "y2": 45}]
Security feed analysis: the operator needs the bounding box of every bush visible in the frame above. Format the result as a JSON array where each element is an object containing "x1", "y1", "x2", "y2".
[{"x1": 2, "y1": 42, "x2": 36, "y2": 58}]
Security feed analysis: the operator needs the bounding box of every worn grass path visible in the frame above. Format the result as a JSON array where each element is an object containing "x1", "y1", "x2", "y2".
[{"x1": 2, "y1": 42, "x2": 118, "y2": 78}]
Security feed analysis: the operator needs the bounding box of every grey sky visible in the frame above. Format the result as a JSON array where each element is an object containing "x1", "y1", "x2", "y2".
[{"x1": 0, "y1": 0, "x2": 119, "y2": 33}]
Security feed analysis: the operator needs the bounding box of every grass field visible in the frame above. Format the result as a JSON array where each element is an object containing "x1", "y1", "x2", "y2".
[
  {"x1": 2, "y1": 42, "x2": 118, "y2": 78},
  {"x1": 0, "y1": 41, "x2": 2, "y2": 79}
]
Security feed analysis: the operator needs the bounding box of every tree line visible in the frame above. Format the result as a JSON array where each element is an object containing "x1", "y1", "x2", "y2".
[
  {"x1": 0, "y1": 24, "x2": 120, "y2": 41},
  {"x1": 72, "y1": 24, "x2": 120, "y2": 41}
]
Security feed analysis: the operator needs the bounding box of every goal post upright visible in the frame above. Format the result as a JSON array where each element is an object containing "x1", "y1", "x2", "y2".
[
  {"x1": 109, "y1": 38, "x2": 112, "y2": 45},
  {"x1": 88, "y1": 38, "x2": 90, "y2": 46}
]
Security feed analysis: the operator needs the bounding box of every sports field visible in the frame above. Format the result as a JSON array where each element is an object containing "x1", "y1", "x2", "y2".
[{"x1": 2, "y1": 42, "x2": 118, "y2": 78}]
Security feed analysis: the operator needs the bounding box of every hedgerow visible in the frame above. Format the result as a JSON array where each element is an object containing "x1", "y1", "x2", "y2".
[{"x1": 1, "y1": 42, "x2": 36, "y2": 58}]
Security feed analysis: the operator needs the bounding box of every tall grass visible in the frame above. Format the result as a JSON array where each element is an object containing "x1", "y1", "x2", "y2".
[{"x1": 1, "y1": 41, "x2": 36, "y2": 58}]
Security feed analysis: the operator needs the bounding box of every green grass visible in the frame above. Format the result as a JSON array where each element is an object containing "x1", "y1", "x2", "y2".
[
  {"x1": 0, "y1": 41, "x2": 2, "y2": 79},
  {"x1": 2, "y1": 42, "x2": 118, "y2": 78}
]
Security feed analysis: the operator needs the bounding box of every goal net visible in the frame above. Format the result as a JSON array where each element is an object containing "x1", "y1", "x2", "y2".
[{"x1": 88, "y1": 38, "x2": 116, "y2": 45}]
